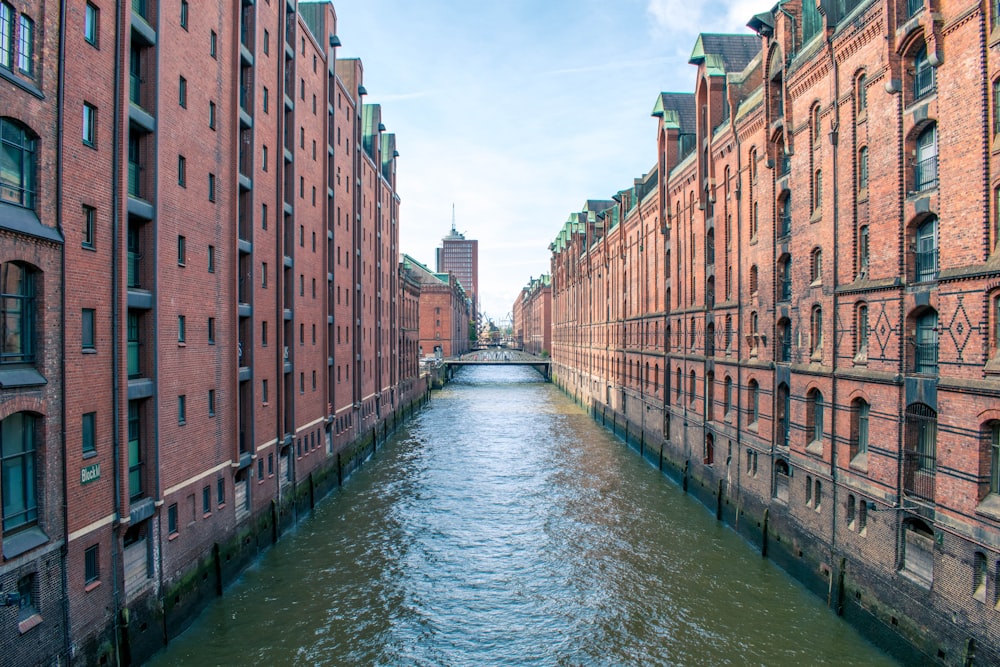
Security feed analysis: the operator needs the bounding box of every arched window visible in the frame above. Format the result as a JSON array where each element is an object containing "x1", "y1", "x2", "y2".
[
  {"x1": 904, "y1": 403, "x2": 937, "y2": 501},
  {"x1": 812, "y1": 105, "x2": 822, "y2": 146},
  {"x1": 749, "y1": 264, "x2": 758, "y2": 296},
  {"x1": 777, "y1": 317, "x2": 792, "y2": 362},
  {"x1": 0, "y1": 412, "x2": 39, "y2": 533},
  {"x1": 704, "y1": 433, "x2": 715, "y2": 465},
  {"x1": 914, "y1": 124, "x2": 938, "y2": 191},
  {"x1": 778, "y1": 255, "x2": 791, "y2": 301},
  {"x1": 706, "y1": 276, "x2": 715, "y2": 309},
  {"x1": 856, "y1": 303, "x2": 869, "y2": 358},
  {"x1": 774, "y1": 459, "x2": 790, "y2": 501},
  {"x1": 914, "y1": 215, "x2": 938, "y2": 281},
  {"x1": 847, "y1": 494, "x2": 857, "y2": 529},
  {"x1": 993, "y1": 77, "x2": 1000, "y2": 139},
  {"x1": 688, "y1": 369, "x2": 696, "y2": 405},
  {"x1": 706, "y1": 322, "x2": 715, "y2": 356},
  {"x1": 0, "y1": 118, "x2": 36, "y2": 209},
  {"x1": 810, "y1": 247, "x2": 823, "y2": 284},
  {"x1": 901, "y1": 518, "x2": 935, "y2": 584},
  {"x1": 913, "y1": 45, "x2": 935, "y2": 100},
  {"x1": 813, "y1": 170, "x2": 823, "y2": 212},
  {"x1": 778, "y1": 193, "x2": 791, "y2": 237},
  {"x1": 981, "y1": 421, "x2": 1000, "y2": 499},
  {"x1": 748, "y1": 379, "x2": 760, "y2": 424},
  {"x1": 706, "y1": 228, "x2": 715, "y2": 265},
  {"x1": 0, "y1": 261, "x2": 35, "y2": 364},
  {"x1": 751, "y1": 201, "x2": 759, "y2": 239},
  {"x1": 676, "y1": 367, "x2": 682, "y2": 401},
  {"x1": 724, "y1": 315, "x2": 732, "y2": 352},
  {"x1": 857, "y1": 146, "x2": 869, "y2": 194},
  {"x1": 724, "y1": 376, "x2": 733, "y2": 416},
  {"x1": 776, "y1": 382, "x2": 791, "y2": 447},
  {"x1": 806, "y1": 389, "x2": 824, "y2": 447},
  {"x1": 913, "y1": 308, "x2": 938, "y2": 373},
  {"x1": 974, "y1": 552, "x2": 988, "y2": 602},
  {"x1": 706, "y1": 371, "x2": 715, "y2": 421},
  {"x1": 851, "y1": 398, "x2": 870, "y2": 463},
  {"x1": 858, "y1": 225, "x2": 870, "y2": 275},
  {"x1": 811, "y1": 305, "x2": 824, "y2": 357},
  {"x1": 856, "y1": 73, "x2": 868, "y2": 115}
]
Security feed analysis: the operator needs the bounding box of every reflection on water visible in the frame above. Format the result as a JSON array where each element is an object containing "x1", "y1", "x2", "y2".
[{"x1": 152, "y1": 366, "x2": 895, "y2": 666}]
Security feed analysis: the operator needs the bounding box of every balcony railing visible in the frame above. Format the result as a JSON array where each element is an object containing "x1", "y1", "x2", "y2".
[
  {"x1": 903, "y1": 450, "x2": 935, "y2": 501},
  {"x1": 914, "y1": 342, "x2": 938, "y2": 374},
  {"x1": 913, "y1": 156, "x2": 938, "y2": 191},
  {"x1": 914, "y1": 248, "x2": 938, "y2": 281}
]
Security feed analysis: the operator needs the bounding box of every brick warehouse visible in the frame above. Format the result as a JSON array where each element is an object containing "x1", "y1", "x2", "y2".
[
  {"x1": 512, "y1": 274, "x2": 551, "y2": 356},
  {"x1": 0, "y1": 1, "x2": 425, "y2": 664},
  {"x1": 548, "y1": 0, "x2": 1000, "y2": 663}
]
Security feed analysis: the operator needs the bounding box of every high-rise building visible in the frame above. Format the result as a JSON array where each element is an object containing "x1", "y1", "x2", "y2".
[{"x1": 436, "y1": 222, "x2": 478, "y2": 318}]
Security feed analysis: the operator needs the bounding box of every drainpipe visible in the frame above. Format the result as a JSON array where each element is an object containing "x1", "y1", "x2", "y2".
[
  {"x1": 109, "y1": 0, "x2": 124, "y2": 662},
  {"x1": 777, "y1": 3, "x2": 798, "y2": 59},
  {"x1": 56, "y1": 0, "x2": 71, "y2": 660}
]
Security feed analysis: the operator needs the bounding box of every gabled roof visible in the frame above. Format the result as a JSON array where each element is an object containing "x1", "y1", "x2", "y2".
[
  {"x1": 688, "y1": 33, "x2": 760, "y2": 75},
  {"x1": 651, "y1": 92, "x2": 696, "y2": 132}
]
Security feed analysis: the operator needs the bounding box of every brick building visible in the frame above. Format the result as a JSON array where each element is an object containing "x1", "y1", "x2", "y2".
[
  {"x1": 403, "y1": 253, "x2": 471, "y2": 359},
  {"x1": 0, "y1": 1, "x2": 67, "y2": 663},
  {"x1": 512, "y1": 275, "x2": 551, "y2": 356},
  {"x1": 549, "y1": 0, "x2": 1000, "y2": 662},
  {"x1": 0, "y1": 2, "x2": 421, "y2": 663}
]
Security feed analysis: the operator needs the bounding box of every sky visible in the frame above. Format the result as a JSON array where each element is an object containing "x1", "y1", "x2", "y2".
[{"x1": 330, "y1": 0, "x2": 761, "y2": 323}]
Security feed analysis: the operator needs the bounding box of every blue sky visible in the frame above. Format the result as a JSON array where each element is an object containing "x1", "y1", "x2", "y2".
[{"x1": 330, "y1": 0, "x2": 760, "y2": 322}]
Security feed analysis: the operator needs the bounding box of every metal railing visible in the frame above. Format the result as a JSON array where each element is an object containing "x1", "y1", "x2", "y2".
[
  {"x1": 903, "y1": 449, "x2": 935, "y2": 500},
  {"x1": 913, "y1": 156, "x2": 938, "y2": 191},
  {"x1": 914, "y1": 248, "x2": 938, "y2": 281},
  {"x1": 914, "y1": 342, "x2": 938, "y2": 374}
]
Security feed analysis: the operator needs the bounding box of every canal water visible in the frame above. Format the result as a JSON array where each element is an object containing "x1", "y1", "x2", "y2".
[{"x1": 152, "y1": 366, "x2": 895, "y2": 666}]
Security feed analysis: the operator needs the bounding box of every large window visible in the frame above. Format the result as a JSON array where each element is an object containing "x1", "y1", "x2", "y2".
[
  {"x1": 914, "y1": 216, "x2": 938, "y2": 281},
  {"x1": 777, "y1": 318, "x2": 792, "y2": 362},
  {"x1": 851, "y1": 399, "x2": 870, "y2": 464},
  {"x1": 904, "y1": 403, "x2": 937, "y2": 501},
  {"x1": 748, "y1": 379, "x2": 760, "y2": 425},
  {"x1": 0, "y1": 261, "x2": 34, "y2": 364},
  {"x1": 912, "y1": 46, "x2": 935, "y2": 100},
  {"x1": 127, "y1": 401, "x2": 142, "y2": 500},
  {"x1": 1, "y1": 118, "x2": 36, "y2": 209},
  {"x1": 914, "y1": 308, "x2": 938, "y2": 374},
  {"x1": 1, "y1": 412, "x2": 37, "y2": 532},
  {"x1": 806, "y1": 389, "x2": 824, "y2": 447},
  {"x1": 914, "y1": 125, "x2": 938, "y2": 192}
]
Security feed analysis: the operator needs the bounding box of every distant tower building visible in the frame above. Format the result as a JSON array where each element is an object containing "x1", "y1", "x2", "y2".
[{"x1": 436, "y1": 209, "x2": 478, "y2": 317}]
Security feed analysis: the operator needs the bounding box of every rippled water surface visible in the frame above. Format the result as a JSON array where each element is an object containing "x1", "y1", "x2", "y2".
[{"x1": 152, "y1": 366, "x2": 895, "y2": 666}]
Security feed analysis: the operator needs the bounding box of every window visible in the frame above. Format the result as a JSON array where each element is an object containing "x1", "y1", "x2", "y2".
[
  {"x1": 856, "y1": 73, "x2": 867, "y2": 114},
  {"x1": 179, "y1": 76, "x2": 187, "y2": 107},
  {"x1": 0, "y1": 118, "x2": 36, "y2": 209},
  {"x1": 178, "y1": 395, "x2": 186, "y2": 424},
  {"x1": 990, "y1": 422, "x2": 1000, "y2": 497},
  {"x1": 263, "y1": 29, "x2": 269, "y2": 55},
  {"x1": 749, "y1": 264, "x2": 758, "y2": 296},
  {"x1": 82, "y1": 205, "x2": 96, "y2": 248},
  {"x1": 778, "y1": 255, "x2": 791, "y2": 301},
  {"x1": 0, "y1": 413, "x2": 37, "y2": 532},
  {"x1": 85, "y1": 3, "x2": 99, "y2": 46},
  {"x1": 777, "y1": 318, "x2": 791, "y2": 362},
  {"x1": 263, "y1": 86, "x2": 269, "y2": 113},
  {"x1": 0, "y1": 262, "x2": 34, "y2": 364},
  {"x1": 16, "y1": 14, "x2": 32, "y2": 77},
  {"x1": 774, "y1": 459, "x2": 790, "y2": 502},
  {"x1": 82, "y1": 411, "x2": 96, "y2": 455},
  {"x1": 813, "y1": 170, "x2": 822, "y2": 212},
  {"x1": 262, "y1": 378, "x2": 268, "y2": 403},
  {"x1": 857, "y1": 147, "x2": 868, "y2": 193},
  {"x1": 127, "y1": 401, "x2": 142, "y2": 499},
  {"x1": 777, "y1": 383, "x2": 790, "y2": 447},
  {"x1": 904, "y1": 403, "x2": 937, "y2": 501},
  {"x1": 202, "y1": 485, "x2": 211, "y2": 514},
  {"x1": 208, "y1": 389, "x2": 215, "y2": 417},
  {"x1": 208, "y1": 317, "x2": 215, "y2": 344},
  {"x1": 856, "y1": 304, "x2": 868, "y2": 358},
  {"x1": 208, "y1": 173, "x2": 216, "y2": 202},
  {"x1": 914, "y1": 308, "x2": 938, "y2": 374},
  {"x1": 85, "y1": 544, "x2": 99, "y2": 584},
  {"x1": 180, "y1": 0, "x2": 188, "y2": 30},
  {"x1": 806, "y1": 389, "x2": 824, "y2": 447},
  {"x1": 83, "y1": 103, "x2": 97, "y2": 146},
  {"x1": 168, "y1": 503, "x2": 178, "y2": 535},
  {"x1": 901, "y1": 519, "x2": 934, "y2": 584},
  {"x1": 858, "y1": 225, "x2": 870, "y2": 275},
  {"x1": 209, "y1": 101, "x2": 216, "y2": 129},
  {"x1": 177, "y1": 235, "x2": 186, "y2": 265},
  {"x1": 17, "y1": 574, "x2": 35, "y2": 620},
  {"x1": 913, "y1": 46, "x2": 935, "y2": 100},
  {"x1": 0, "y1": 4, "x2": 11, "y2": 69},
  {"x1": 748, "y1": 379, "x2": 760, "y2": 425},
  {"x1": 724, "y1": 376, "x2": 733, "y2": 416},
  {"x1": 914, "y1": 125, "x2": 938, "y2": 192},
  {"x1": 178, "y1": 315, "x2": 186, "y2": 343},
  {"x1": 217, "y1": 477, "x2": 225, "y2": 506},
  {"x1": 811, "y1": 306, "x2": 823, "y2": 357},
  {"x1": 974, "y1": 552, "x2": 988, "y2": 602},
  {"x1": 914, "y1": 216, "x2": 938, "y2": 281},
  {"x1": 208, "y1": 245, "x2": 215, "y2": 273},
  {"x1": 210, "y1": 30, "x2": 217, "y2": 58},
  {"x1": 177, "y1": 155, "x2": 186, "y2": 187},
  {"x1": 847, "y1": 495, "x2": 857, "y2": 530},
  {"x1": 261, "y1": 262, "x2": 268, "y2": 288},
  {"x1": 810, "y1": 247, "x2": 822, "y2": 283},
  {"x1": 82, "y1": 308, "x2": 95, "y2": 350}
]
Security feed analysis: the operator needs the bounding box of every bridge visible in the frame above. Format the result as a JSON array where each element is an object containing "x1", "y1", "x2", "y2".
[{"x1": 444, "y1": 350, "x2": 551, "y2": 381}]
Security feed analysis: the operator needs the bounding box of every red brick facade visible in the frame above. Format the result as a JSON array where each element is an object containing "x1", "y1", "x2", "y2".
[
  {"x1": 0, "y1": 2, "x2": 422, "y2": 663},
  {"x1": 513, "y1": 275, "x2": 551, "y2": 355},
  {"x1": 403, "y1": 254, "x2": 472, "y2": 360},
  {"x1": 550, "y1": 2, "x2": 1000, "y2": 662}
]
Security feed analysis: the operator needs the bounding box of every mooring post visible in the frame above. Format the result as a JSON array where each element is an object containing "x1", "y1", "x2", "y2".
[
  {"x1": 762, "y1": 508, "x2": 770, "y2": 558},
  {"x1": 716, "y1": 479, "x2": 724, "y2": 520}
]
